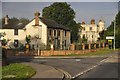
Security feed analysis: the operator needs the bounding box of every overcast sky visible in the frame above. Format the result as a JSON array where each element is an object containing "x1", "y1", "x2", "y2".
[{"x1": 0, "y1": 1, "x2": 119, "y2": 27}]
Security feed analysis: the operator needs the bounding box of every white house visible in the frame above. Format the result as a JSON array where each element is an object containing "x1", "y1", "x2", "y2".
[
  {"x1": 79, "y1": 19, "x2": 105, "y2": 43},
  {"x1": 0, "y1": 11, "x2": 71, "y2": 50}
]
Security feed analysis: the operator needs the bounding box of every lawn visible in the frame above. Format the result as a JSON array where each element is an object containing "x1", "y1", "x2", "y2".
[
  {"x1": 2, "y1": 63, "x2": 36, "y2": 80},
  {"x1": 51, "y1": 48, "x2": 116, "y2": 56},
  {"x1": 68, "y1": 48, "x2": 115, "y2": 56}
]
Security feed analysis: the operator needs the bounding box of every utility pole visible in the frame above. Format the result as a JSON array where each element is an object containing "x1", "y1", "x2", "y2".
[{"x1": 114, "y1": 20, "x2": 116, "y2": 51}]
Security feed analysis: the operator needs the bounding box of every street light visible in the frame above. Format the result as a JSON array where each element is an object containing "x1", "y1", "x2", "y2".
[{"x1": 114, "y1": 20, "x2": 116, "y2": 51}]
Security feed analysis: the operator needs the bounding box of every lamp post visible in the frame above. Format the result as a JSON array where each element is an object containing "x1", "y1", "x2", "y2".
[{"x1": 114, "y1": 20, "x2": 116, "y2": 51}]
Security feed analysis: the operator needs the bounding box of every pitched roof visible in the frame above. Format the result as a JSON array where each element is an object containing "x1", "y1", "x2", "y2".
[
  {"x1": 2, "y1": 23, "x2": 25, "y2": 29},
  {"x1": 40, "y1": 17, "x2": 70, "y2": 31},
  {"x1": 2, "y1": 17, "x2": 70, "y2": 31}
]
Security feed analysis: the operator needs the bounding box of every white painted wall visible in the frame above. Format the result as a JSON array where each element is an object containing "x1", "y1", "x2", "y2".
[{"x1": 80, "y1": 24, "x2": 100, "y2": 43}]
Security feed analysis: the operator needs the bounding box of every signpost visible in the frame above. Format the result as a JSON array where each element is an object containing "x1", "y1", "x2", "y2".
[
  {"x1": 106, "y1": 36, "x2": 114, "y2": 40},
  {"x1": 106, "y1": 36, "x2": 114, "y2": 49}
]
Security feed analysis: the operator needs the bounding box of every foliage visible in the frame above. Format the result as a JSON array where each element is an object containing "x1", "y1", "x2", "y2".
[
  {"x1": 42, "y1": 2, "x2": 81, "y2": 42},
  {"x1": 1, "y1": 39, "x2": 8, "y2": 46},
  {"x1": 2, "y1": 63, "x2": 36, "y2": 80},
  {"x1": 25, "y1": 35, "x2": 31, "y2": 44},
  {"x1": 104, "y1": 11, "x2": 120, "y2": 48},
  {"x1": 42, "y1": 2, "x2": 75, "y2": 25},
  {"x1": 99, "y1": 30, "x2": 105, "y2": 40}
]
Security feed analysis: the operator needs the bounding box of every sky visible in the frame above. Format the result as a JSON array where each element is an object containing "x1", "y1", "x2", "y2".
[
  {"x1": 0, "y1": 1, "x2": 119, "y2": 28},
  {"x1": 1, "y1": 0, "x2": 120, "y2": 2}
]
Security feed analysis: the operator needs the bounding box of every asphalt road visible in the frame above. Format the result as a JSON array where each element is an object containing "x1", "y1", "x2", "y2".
[
  {"x1": 30, "y1": 57, "x2": 106, "y2": 77},
  {"x1": 75, "y1": 62, "x2": 118, "y2": 79},
  {"x1": 8, "y1": 52, "x2": 119, "y2": 79},
  {"x1": 74, "y1": 55, "x2": 119, "y2": 79}
]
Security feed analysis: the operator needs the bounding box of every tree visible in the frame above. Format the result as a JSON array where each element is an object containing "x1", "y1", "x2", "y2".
[
  {"x1": 42, "y1": 2, "x2": 75, "y2": 25},
  {"x1": 105, "y1": 11, "x2": 120, "y2": 48},
  {"x1": 19, "y1": 18, "x2": 30, "y2": 26},
  {"x1": 42, "y1": 2, "x2": 79, "y2": 42}
]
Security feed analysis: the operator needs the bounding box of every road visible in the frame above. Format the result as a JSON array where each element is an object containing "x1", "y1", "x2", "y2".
[
  {"x1": 74, "y1": 55, "x2": 119, "y2": 79},
  {"x1": 8, "y1": 56, "x2": 106, "y2": 77},
  {"x1": 8, "y1": 52, "x2": 119, "y2": 79},
  {"x1": 75, "y1": 63, "x2": 118, "y2": 79}
]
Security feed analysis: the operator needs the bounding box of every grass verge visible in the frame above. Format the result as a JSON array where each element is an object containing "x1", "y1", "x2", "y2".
[
  {"x1": 68, "y1": 48, "x2": 115, "y2": 56},
  {"x1": 51, "y1": 48, "x2": 116, "y2": 56},
  {"x1": 2, "y1": 63, "x2": 36, "y2": 80}
]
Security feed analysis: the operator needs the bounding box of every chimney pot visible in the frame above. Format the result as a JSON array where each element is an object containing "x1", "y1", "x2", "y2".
[
  {"x1": 5, "y1": 15, "x2": 9, "y2": 25},
  {"x1": 34, "y1": 11, "x2": 40, "y2": 26}
]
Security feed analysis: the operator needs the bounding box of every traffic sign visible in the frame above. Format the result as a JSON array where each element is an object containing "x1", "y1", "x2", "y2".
[{"x1": 106, "y1": 36, "x2": 114, "y2": 39}]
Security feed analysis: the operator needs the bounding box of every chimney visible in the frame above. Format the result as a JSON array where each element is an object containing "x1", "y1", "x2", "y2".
[
  {"x1": 91, "y1": 19, "x2": 95, "y2": 25},
  {"x1": 5, "y1": 15, "x2": 9, "y2": 25},
  {"x1": 34, "y1": 11, "x2": 40, "y2": 26},
  {"x1": 82, "y1": 21, "x2": 85, "y2": 25}
]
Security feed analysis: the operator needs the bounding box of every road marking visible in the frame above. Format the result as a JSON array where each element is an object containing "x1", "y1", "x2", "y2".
[
  {"x1": 75, "y1": 59, "x2": 81, "y2": 62},
  {"x1": 72, "y1": 57, "x2": 111, "y2": 79},
  {"x1": 58, "y1": 69, "x2": 72, "y2": 79}
]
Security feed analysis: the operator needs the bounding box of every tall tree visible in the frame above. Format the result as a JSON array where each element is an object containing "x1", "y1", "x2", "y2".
[
  {"x1": 19, "y1": 18, "x2": 30, "y2": 26},
  {"x1": 105, "y1": 11, "x2": 120, "y2": 48},
  {"x1": 42, "y1": 2, "x2": 75, "y2": 25},
  {"x1": 42, "y1": 2, "x2": 80, "y2": 42}
]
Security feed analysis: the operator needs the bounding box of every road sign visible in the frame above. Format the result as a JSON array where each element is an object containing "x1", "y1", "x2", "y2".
[
  {"x1": 108, "y1": 40, "x2": 112, "y2": 43},
  {"x1": 106, "y1": 36, "x2": 114, "y2": 39}
]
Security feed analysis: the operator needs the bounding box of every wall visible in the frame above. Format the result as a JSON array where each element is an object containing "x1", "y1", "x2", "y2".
[{"x1": 5, "y1": 42, "x2": 106, "y2": 56}]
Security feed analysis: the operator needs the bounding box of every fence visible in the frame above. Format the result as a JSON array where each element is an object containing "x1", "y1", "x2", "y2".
[{"x1": 5, "y1": 42, "x2": 107, "y2": 56}]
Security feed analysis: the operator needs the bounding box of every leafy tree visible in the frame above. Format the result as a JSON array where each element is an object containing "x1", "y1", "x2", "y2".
[
  {"x1": 42, "y1": 2, "x2": 75, "y2": 25},
  {"x1": 19, "y1": 18, "x2": 30, "y2": 26},
  {"x1": 42, "y1": 2, "x2": 80, "y2": 42},
  {"x1": 105, "y1": 11, "x2": 120, "y2": 48}
]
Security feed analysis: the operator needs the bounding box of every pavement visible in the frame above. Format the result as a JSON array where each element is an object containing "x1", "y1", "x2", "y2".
[{"x1": 21, "y1": 62, "x2": 64, "y2": 80}]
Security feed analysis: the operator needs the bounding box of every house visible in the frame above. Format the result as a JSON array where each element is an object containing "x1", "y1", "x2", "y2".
[
  {"x1": 79, "y1": 19, "x2": 105, "y2": 43},
  {"x1": 0, "y1": 11, "x2": 71, "y2": 50}
]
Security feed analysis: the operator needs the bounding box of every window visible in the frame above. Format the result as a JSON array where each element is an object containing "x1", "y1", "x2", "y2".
[
  {"x1": 65, "y1": 40, "x2": 66, "y2": 47},
  {"x1": 58, "y1": 30, "x2": 60, "y2": 36},
  {"x1": 65, "y1": 31, "x2": 67, "y2": 36},
  {"x1": 54, "y1": 30, "x2": 56, "y2": 36},
  {"x1": 14, "y1": 40, "x2": 18, "y2": 47},
  {"x1": 90, "y1": 27, "x2": 92, "y2": 31},
  {"x1": 49, "y1": 30, "x2": 51, "y2": 35},
  {"x1": 14, "y1": 29, "x2": 18, "y2": 35},
  {"x1": 92, "y1": 35, "x2": 93, "y2": 38},
  {"x1": 83, "y1": 34, "x2": 85, "y2": 38}
]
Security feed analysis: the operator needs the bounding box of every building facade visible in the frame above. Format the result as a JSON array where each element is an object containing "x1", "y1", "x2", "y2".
[
  {"x1": 0, "y1": 11, "x2": 71, "y2": 50},
  {"x1": 80, "y1": 19, "x2": 105, "y2": 43}
]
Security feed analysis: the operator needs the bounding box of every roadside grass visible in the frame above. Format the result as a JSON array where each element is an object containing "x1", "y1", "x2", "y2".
[
  {"x1": 68, "y1": 48, "x2": 115, "y2": 56},
  {"x1": 51, "y1": 48, "x2": 116, "y2": 56},
  {"x1": 0, "y1": 66, "x2": 2, "y2": 80},
  {"x1": 2, "y1": 63, "x2": 36, "y2": 80}
]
